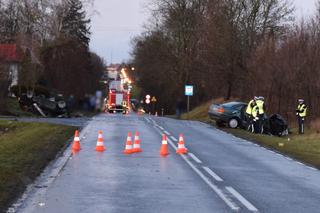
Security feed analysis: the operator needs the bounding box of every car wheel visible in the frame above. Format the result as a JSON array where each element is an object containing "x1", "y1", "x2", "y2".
[{"x1": 228, "y1": 118, "x2": 239, "y2": 128}]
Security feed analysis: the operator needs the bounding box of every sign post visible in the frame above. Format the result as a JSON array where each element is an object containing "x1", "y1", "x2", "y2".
[{"x1": 185, "y1": 85, "x2": 194, "y2": 120}]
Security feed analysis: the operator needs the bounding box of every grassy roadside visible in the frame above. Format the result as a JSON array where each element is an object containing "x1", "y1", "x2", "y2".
[
  {"x1": 181, "y1": 102, "x2": 320, "y2": 169},
  {"x1": 0, "y1": 120, "x2": 76, "y2": 212}
]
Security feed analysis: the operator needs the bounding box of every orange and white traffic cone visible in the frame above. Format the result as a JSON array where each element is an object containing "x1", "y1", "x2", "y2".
[
  {"x1": 160, "y1": 134, "x2": 169, "y2": 156},
  {"x1": 72, "y1": 130, "x2": 81, "y2": 152},
  {"x1": 95, "y1": 130, "x2": 106, "y2": 152},
  {"x1": 123, "y1": 132, "x2": 134, "y2": 154},
  {"x1": 132, "y1": 131, "x2": 142, "y2": 153},
  {"x1": 176, "y1": 134, "x2": 188, "y2": 154}
]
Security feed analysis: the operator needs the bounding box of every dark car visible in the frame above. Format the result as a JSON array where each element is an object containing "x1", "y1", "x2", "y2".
[{"x1": 208, "y1": 101, "x2": 248, "y2": 128}]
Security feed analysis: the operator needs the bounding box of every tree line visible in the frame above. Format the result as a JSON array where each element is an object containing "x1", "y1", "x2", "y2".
[
  {"x1": 0, "y1": 0, "x2": 104, "y2": 112},
  {"x1": 132, "y1": 0, "x2": 320, "y2": 123}
]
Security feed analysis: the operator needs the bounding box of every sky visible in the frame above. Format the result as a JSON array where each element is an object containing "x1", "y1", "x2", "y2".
[{"x1": 89, "y1": 0, "x2": 318, "y2": 64}]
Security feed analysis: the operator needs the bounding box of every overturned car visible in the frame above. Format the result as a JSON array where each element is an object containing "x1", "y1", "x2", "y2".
[{"x1": 11, "y1": 86, "x2": 69, "y2": 117}]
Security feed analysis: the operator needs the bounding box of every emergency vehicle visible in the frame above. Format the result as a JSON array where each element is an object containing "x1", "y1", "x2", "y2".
[{"x1": 106, "y1": 81, "x2": 130, "y2": 114}]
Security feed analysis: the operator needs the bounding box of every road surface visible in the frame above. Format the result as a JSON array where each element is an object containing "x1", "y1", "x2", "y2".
[{"x1": 12, "y1": 113, "x2": 320, "y2": 213}]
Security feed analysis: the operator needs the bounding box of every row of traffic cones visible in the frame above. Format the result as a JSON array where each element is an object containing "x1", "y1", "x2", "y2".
[
  {"x1": 160, "y1": 134, "x2": 188, "y2": 156},
  {"x1": 123, "y1": 132, "x2": 142, "y2": 154},
  {"x1": 72, "y1": 131, "x2": 188, "y2": 156}
]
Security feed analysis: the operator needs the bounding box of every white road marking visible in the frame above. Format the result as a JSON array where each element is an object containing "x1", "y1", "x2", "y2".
[
  {"x1": 152, "y1": 121, "x2": 240, "y2": 211},
  {"x1": 203, "y1": 167, "x2": 223, "y2": 182},
  {"x1": 158, "y1": 126, "x2": 164, "y2": 130},
  {"x1": 188, "y1": 153, "x2": 202, "y2": 164},
  {"x1": 170, "y1": 136, "x2": 178, "y2": 142},
  {"x1": 285, "y1": 157, "x2": 292, "y2": 161},
  {"x1": 308, "y1": 166, "x2": 318, "y2": 171},
  {"x1": 297, "y1": 162, "x2": 304, "y2": 166},
  {"x1": 226, "y1": 187, "x2": 258, "y2": 212},
  {"x1": 164, "y1": 130, "x2": 170, "y2": 135}
]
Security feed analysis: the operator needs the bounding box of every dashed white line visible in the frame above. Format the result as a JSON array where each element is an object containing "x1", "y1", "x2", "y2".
[
  {"x1": 176, "y1": 149, "x2": 239, "y2": 210},
  {"x1": 226, "y1": 187, "x2": 258, "y2": 212},
  {"x1": 164, "y1": 130, "x2": 170, "y2": 135},
  {"x1": 170, "y1": 136, "x2": 178, "y2": 142},
  {"x1": 188, "y1": 153, "x2": 202, "y2": 164},
  {"x1": 203, "y1": 167, "x2": 223, "y2": 182}
]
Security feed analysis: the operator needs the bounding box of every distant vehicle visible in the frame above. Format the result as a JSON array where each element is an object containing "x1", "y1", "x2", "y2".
[
  {"x1": 106, "y1": 81, "x2": 130, "y2": 114},
  {"x1": 208, "y1": 101, "x2": 248, "y2": 128}
]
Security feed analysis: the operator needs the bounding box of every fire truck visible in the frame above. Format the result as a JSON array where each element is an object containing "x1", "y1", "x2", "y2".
[{"x1": 106, "y1": 81, "x2": 130, "y2": 114}]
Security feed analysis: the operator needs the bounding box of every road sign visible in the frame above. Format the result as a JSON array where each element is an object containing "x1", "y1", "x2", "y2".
[
  {"x1": 185, "y1": 85, "x2": 194, "y2": 96},
  {"x1": 151, "y1": 96, "x2": 157, "y2": 102}
]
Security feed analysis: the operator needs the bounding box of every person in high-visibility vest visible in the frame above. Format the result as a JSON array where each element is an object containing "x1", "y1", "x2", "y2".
[
  {"x1": 296, "y1": 99, "x2": 307, "y2": 134},
  {"x1": 255, "y1": 96, "x2": 266, "y2": 133},
  {"x1": 251, "y1": 104, "x2": 260, "y2": 133},
  {"x1": 246, "y1": 96, "x2": 258, "y2": 132}
]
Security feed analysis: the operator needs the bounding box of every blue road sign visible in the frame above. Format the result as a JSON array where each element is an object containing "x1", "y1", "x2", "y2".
[{"x1": 185, "y1": 85, "x2": 194, "y2": 96}]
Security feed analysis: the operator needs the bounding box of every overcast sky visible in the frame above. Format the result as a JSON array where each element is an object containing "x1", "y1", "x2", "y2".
[{"x1": 89, "y1": 0, "x2": 318, "y2": 64}]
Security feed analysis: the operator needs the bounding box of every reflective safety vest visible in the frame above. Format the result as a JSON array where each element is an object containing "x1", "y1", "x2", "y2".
[
  {"x1": 246, "y1": 100, "x2": 255, "y2": 115},
  {"x1": 252, "y1": 105, "x2": 259, "y2": 118},
  {"x1": 256, "y1": 100, "x2": 265, "y2": 114},
  {"x1": 296, "y1": 103, "x2": 307, "y2": 117}
]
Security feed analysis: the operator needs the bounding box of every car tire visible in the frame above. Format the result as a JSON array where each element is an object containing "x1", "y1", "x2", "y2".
[{"x1": 228, "y1": 118, "x2": 239, "y2": 128}]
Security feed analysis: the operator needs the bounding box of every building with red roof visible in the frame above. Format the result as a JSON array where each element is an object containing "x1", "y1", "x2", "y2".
[{"x1": 0, "y1": 44, "x2": 22, "y2": 89}]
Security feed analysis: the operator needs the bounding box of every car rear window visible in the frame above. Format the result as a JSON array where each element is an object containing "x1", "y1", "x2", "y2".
[{"x1": 222, "y1": 102, "x2": 242, "y2": 108}]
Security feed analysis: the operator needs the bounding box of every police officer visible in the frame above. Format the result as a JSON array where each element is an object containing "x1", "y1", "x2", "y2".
[
  {"x1": 251, "y1": 104, "x2": 260, "y2": 133},
  {"x1": 296, "y1": 99, "x2": 307, "y2": 134},
  {"x1": 246, "y1": 96, "x2": 258, "y2": 132},
  {"x1": 255, "y1": 96, "x2": 266, "y2": 133}
]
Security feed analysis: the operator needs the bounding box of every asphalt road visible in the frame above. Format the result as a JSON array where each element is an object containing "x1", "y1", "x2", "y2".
[{"x1": 12, "y1": 113, "x2": 320, "y2": 213}]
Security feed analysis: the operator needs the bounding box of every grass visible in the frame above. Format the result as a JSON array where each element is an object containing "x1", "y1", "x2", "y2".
[
  {"x1": 0, "y1": 120, "x2": 76, "y2": 212},
  {"x1": 181, "y1": 100, "x2": 320, "y2": 169},
  {"x1": 180, "y1": 100, "x2": 213, "y2": 122},
  {"x1": 3, "y1": 98, "x2": 34, "y2": 117}
]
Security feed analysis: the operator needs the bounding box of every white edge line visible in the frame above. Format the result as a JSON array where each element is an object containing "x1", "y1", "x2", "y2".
[
  {"x1": 226, "y1": 187, "x2": 258, "y2": 212},
  {"x1": 308, "y1": 166, "x2": 318, "y2": 171},
  {"x1": 188, "y1": 153, "x2": 202, "y2": 164},
  {"x1": 164, "y1": 130, "x2": 170, "y2": 135},
  {"x1": 170, "y1": 136, "x2": 178, "y2": 142},
  {"x1": 203, "y1": 167, "x2": 223, "y2": 182},
  {"x1": 159, "y1": 126, "x2": 164, "y2": 130},
  {"x1": 166, "y1": 138, "x2": 239, "y2": 211},
  {"x1": 153, "y1": 125, "x2": 239, "y2": 211}
]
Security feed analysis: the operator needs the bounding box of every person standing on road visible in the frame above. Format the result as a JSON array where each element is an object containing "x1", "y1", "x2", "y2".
[
  {"x1": 245, "y1": 96, "x2": 258, "y2": 132},
  {"x1": 296, "y1": 99, "x2": 307, "y2": 134},
  {"x1": 256, "y1": 96, "x2": 266, "y2": 133}
]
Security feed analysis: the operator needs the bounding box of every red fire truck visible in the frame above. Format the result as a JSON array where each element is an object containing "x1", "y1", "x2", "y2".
[{"x1": 106, "y1": 81, "x2": 130, "y2": 114}]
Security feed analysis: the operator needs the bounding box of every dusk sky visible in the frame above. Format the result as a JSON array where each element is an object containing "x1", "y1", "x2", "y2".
[{"x1": 89, "y1": 0, "x2": 318, "y2": 64}]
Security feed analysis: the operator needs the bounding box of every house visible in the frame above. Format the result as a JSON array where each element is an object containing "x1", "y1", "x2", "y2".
[{"x1": 0, "y1": 44, "x2": 22, "y2": 88}]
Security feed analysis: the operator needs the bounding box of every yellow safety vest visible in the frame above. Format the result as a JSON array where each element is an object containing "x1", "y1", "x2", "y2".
[
  {"x1": 246, "y1": 100, "x2": 254, "y2": 115},
  {"x1": 296, "y1": 104, "x2": 307, "y2": 117},
  {"x1": 252, "y1": 105, "x2": 259, "y2": 118},
  {"x1": 256, "y1": 100, "x2": 265, "y2": 114}
]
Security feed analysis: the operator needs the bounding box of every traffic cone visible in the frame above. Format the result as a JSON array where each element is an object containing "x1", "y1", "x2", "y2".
[
  {"x1": 72, "y1": 130, "x2": 81, "y2": 152},
  {"x1": 160, "y1": 134, "x2": 169, "y2": 156},
  {"x1": 123, "y1": 132, "x2": 134, "y2": 154},
  {"x1": 95, "y1": 130, "x2": 106, "y2": 152},
  {"x1": 132, "y1": 132, "x2": 142, "y2": 153},
  {"x1": 176, "y1": 134, "x2": 188, "y2": 154}
]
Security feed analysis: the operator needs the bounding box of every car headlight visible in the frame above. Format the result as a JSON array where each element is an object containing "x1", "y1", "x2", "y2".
[{"x1": 58, "y1": 101, "x2": 66, "y2": 109}]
